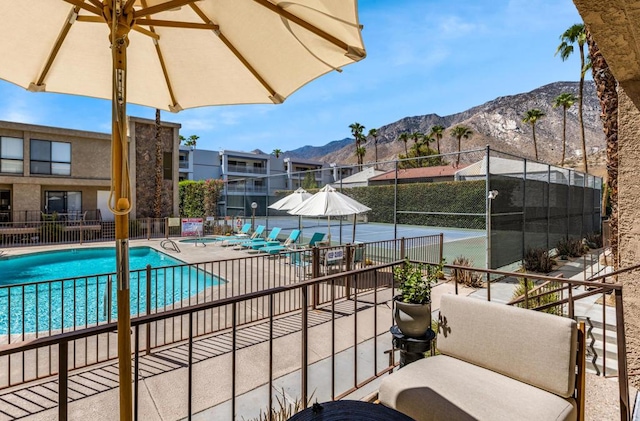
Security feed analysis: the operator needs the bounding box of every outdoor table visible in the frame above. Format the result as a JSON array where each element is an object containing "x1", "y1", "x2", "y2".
[{"x1": 287, "y1": 400, "x2": 414, "y2": 421}]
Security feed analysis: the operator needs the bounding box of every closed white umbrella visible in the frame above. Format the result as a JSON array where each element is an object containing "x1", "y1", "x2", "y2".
[
  {"x1": 0, "y1": 2, "x2": 366, "y2": 418},
  {"x1": 288, "y1": 184, "x2": 370, "y2": 243}
]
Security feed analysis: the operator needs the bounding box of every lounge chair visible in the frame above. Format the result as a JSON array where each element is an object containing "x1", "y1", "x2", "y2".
[
  {"x1": 237, "y1": 227, "x2": 281, "y2": 250},
  {"x1": 288, "y1": 247, "x2": 311, "y2": 277},
  {"x1": 258, "y1": 229, "x2": 302, "y2": 254},
  {"x1": 221, "y1": 225, "x2": 265, "y2": 246},
  {"x1": 305, "y1": 232, "x2": 326, "y2": 248},
  {"x1": 209, "y1": 223, "x2": 251, "y2": 242}
]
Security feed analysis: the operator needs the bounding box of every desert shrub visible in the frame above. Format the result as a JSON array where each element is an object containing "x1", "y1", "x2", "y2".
[
  {"x1": 556, "y1": 237, "x2": 584, "y2": 258},
  {"x1": 584, "y1": 232, "x2": 603, "y2": 249},
  {"x1": 451, "y1": 256, "x2": 483, "y2": 287},
  {"x1": 523, "y1": 247, "x2": 554, "y2": 273},
  {"x1": 243, "y1": 389, "x2": 314, "y2": 421},
  {"x1": 511, "y1": 277, "x2": 562, "y2": 315}
]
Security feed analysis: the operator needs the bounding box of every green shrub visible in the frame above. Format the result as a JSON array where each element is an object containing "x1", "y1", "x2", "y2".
[
  {"x1": 523, "y1": 247, "x2": 554, "y2": 273},
  {"x1": 451, "y1": 256, "x2": 483, "y2": 287}
]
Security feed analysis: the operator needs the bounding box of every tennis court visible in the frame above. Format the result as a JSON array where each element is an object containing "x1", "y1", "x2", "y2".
[{"x1": 254, "y1": 216, "x2": 487, "y2": 267}]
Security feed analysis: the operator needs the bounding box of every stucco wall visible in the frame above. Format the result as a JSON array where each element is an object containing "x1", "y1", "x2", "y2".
[{"x1": 616, "y1": 88, "x2": 640, "y2": 388}]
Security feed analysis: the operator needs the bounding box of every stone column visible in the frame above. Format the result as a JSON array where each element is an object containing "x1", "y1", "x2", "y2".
[{"x1": 617, "y1": 86, "x2": 640, "y2": 388}]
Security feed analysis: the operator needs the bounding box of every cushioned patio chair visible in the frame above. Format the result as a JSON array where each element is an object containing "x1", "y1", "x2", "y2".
[
  {"x1": 257, "y1": 229, "x2": 301, "y2": 254},
  {"x1": 209, "y1": 223, "x2": 251, "y2": 242},
  {"x1": 237, "y1": 227, "x2": 281, "y2": 250},
  {"x1": 378, "y1": 294, "x2": 586, "y2": 421},
  {"x1": 221, "y1": 225, "x2": 265, "y2": 246}
]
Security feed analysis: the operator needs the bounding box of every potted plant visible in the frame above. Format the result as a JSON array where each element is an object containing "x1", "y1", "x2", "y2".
[{"x1": 393, "y1": 259, "x2": 442, "y2": 338}]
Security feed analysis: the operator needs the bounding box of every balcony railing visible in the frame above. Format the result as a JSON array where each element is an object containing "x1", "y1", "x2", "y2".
[
  {"x1": 225, "y1": 184, "x2": 268, "y2": 193},
  {"x1": 0, "y1": 249, "x2": 634, "y2": 420},
  {"x1": 227, "y1": 164, "x2": 267, "y2": 174}
]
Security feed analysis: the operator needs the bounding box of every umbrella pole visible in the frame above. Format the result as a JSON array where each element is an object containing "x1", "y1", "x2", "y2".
[
  {"x1": 109, "y1": 4, "x2": 133, "y2": 419},
  {"x1": 352, "y1": 214, "x2": 357, "y2": 243}
]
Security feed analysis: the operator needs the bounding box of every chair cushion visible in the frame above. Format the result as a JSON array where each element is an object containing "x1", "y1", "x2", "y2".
[
  {"x1": 437, "y1": 295, "x2": 577, "y2": 397},
  {"x1": 379, "y1": 355, "x2": 576, "y2": 421}
]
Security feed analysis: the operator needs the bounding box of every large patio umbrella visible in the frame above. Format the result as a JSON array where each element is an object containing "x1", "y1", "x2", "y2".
[
  {"x1": 287, "y1": 184, "x2": 370, "y2": 243},
  {"x1": 0, "y1": 2, "x2": 365, "y2": 418}
]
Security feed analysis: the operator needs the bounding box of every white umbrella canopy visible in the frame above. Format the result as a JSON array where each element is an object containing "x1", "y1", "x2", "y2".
[
  {"x1": 0, "y1": 2, "x2": 365, "y2": 418},
  {"x1": 0, "y1": 1, "x2": 366, "y2": 111},
  {"x1": 268, "y1": 187, "x2": 312, "y2": 211},
  {"x1": 287, "y1": 184, "x2": 370, "y2": 242}
]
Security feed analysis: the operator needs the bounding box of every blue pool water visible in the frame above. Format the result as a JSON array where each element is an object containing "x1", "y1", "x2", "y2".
[
  {"x1": 180, "y1": 237, "x2": 222, "y2": 244},
  {"x1": 0, "y1": 247, "x2": 222, "y2": 335}
]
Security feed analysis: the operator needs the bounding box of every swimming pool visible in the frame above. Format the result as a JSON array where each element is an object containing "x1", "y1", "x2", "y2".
[
  {"x1": 180, "y1": 237, "x2": 223, "y2": 244},
  {"x1": 0, "y1": 247, "x2": 222, "y2": 335}
]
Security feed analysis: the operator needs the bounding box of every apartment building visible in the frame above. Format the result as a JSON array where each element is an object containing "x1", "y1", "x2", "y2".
[
  {"x1": 177, "y1": 147, "x2": 336, "y2": 217},
  {"x1": 0, "y1": 117, "x2": 179, "y2": 222}
]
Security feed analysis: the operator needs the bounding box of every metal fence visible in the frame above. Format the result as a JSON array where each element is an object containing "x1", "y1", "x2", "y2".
[
  {"x1": 0, "y1": 259, "x2": 633, "y2": 420},
  {"x1": 0, "y1": 235, "x2": 442, "y2": 390}
]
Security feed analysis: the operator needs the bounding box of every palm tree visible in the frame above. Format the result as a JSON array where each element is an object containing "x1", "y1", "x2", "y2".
[
  {"x1": 410, "y1": 131, "x2": 422, "y2": 145},
  {"x1": 397, "y1": 132, "x2": 410, "y2": 159},
  {"x1": 272, "y1": 148, "x2": 283, "y2": 158},
  {"x1": 153, "y1": 108, "x2": 163, "y2": 218},
  {"x1": 430, "y1": 125, "x2": 445, "y2": 155},
  {"x1": 355, "y1": 146, "x2": 366, "y2": 164},
  {"x1": 450, "y1": 125, "x2": 473, "y2": 167},
  {"x1": 552, "y1": 93, "x2": 577, "y2": 166},
  {"x1": 368, "y1": 128, "x2": 379, "y2": 166},
  {"x1": 522, "y1": 109, "x2": 546, "y2": 160},
  {"x1": 180, "y1": 134, "x2": 199, "y2": 148},
  {"x1": 556, "y1": 23, "x2": 590, "y2": 173},
  {"x1": 585, "y1": 28, "x2": 618, "y2": 269},
  {"x1": 349, "y1": 122, "x2": 365, "y2": 165}
]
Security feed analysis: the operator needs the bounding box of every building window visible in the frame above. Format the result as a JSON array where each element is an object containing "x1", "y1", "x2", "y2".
[
  {"x1": 45, "y1": 191, "x2": 82, "y2": 215},
  {"x1": 163, "y1": 152, "x2": 173, "y2": 180},
  {"x1": 0, "y1": 137, "x2": 23, "y2": 174},
  {"x1": 30, "y1": 140, "x2": 71, "y2": 175}
]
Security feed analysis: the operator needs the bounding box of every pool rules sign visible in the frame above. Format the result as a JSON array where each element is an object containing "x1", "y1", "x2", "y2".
[{"x1": 181, "y1": 218, "x2": 203, "y2": 237}]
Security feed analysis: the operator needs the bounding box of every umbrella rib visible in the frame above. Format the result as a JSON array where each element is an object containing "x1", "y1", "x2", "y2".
[
  {"x1": 33, "y1": 6, "x2": 82, "y2": 89},
  {"x1": 252, "y1": 0, "x2": 363, "y2": 59},
  {"x1": 134, "y1": 0, "x2": 199, "y2": 19},
  {"x1": 139, "y1": 0, "x2": 179, "y2": 111},
  {"x1": 63, "y1": 0, "x2": 102, "y2": 17},
  {"x1": 135, "y1": 19, "x2": 218, "y2": 30},
  {"x1": 189, "y1": 3, "x2": 283, "y2": 104}
]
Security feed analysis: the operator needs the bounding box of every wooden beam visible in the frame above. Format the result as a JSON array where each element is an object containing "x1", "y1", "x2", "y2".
[
  {"x1": 76, "y1": 15, "x2": 105, "y2": 23},
  {"x1": 132, "y1": 24, "x2": 160, "y2": 39}
]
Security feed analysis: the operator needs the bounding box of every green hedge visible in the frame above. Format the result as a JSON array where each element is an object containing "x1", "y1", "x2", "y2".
[
  {"x1": 179, "y1": 179, "x2": 223, "y2": 218},
  {"x1": 275, "y1": 180, "x2": 486, "y2": 229},
  {"x1": 345, "y1": 181, "x2": 486, "y2": 229}
]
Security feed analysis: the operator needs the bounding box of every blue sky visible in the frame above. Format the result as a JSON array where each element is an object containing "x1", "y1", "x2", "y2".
[{"x1": 0, "y1": 0, "x2": 584, "y2": 153}]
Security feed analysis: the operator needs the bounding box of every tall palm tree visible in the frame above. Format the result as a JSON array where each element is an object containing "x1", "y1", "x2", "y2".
[
  {"x1": 585, "y1": 28, "x2": 618, "y2": 269},
  {"x1": 397, "y1": 132, "x2": 410, "y2": 159},
  {"x1": 153, "y1": 108, "x2": 163, "y2": 218},
  {"x1": 355, "y1": 146, "x2": 366, "y2": 164},
  {"x1": 552, "y1": 93, "x2": 577, "y2": 166},
  {"x1": 368, "y1": 128, "x2": 379, "y2": 167},
  {"x1": 450, "y1": 125, "x2": 473, "y2": 167},
  {"x1": 430, "y1": 125, "x2": 445, "y2": 155},
  {"x1": 272, "y1": 148, "x2": 283, "y2": 158},
  {"x1": 556, "y1": 23, "x2": 590, "y2": 173},
  {"x1": 349, "y1": 122, "x2": 365, "y2": 165},
  {"x1": 522, "y1": 109, "x2": 546, "y2": 160}
]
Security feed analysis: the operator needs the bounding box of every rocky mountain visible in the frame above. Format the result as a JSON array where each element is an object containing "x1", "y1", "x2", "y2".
[
  {"x1": 283, "y1": 138, "x2": 352, "y2": 160},
  {"x1": 291, "y1": 82, "x2": 605, "y2": 171}
]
